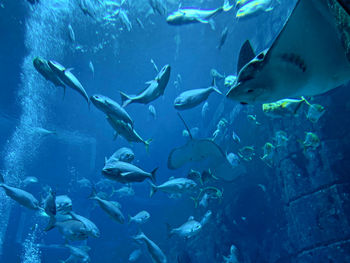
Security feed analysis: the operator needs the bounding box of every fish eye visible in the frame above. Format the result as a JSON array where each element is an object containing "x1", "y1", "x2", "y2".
[
  {"x1": 247, "y1": 89, "x2": 254, "y2": 93},
  {"x1": 240, "y1": 102, "x2": 248, "y2": 105}
]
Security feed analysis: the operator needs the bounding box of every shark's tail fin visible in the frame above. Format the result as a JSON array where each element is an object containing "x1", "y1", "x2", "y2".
[{"x1": 120, "y1": 91, "x2": 132, "y2": 107}]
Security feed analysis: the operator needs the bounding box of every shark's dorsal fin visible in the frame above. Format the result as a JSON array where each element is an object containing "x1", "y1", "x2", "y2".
[
  {"x1": 237, "y1": 40, "x2": 255, "y2": 73},
  {"x1": 177, "y1": 113, "x2": 193, "y2": 140}
]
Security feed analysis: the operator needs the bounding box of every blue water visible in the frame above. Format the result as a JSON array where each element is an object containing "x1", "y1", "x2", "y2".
[{"x1": 1, "y1": 0, "x2": 349, "y2": 262}]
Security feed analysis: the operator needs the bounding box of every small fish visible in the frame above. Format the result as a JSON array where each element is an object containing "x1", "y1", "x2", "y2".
[
  {"x1": 306, "y1": 103, "x2": 325, "y2": 123},
  {"x1": 226, "y1": 152, "x2": 240, "y2": 168},
  {"x1": 106, "y1": 147, "x2": 135, "y2": 164},
  {"x1": 42, "y1": 188, "x2": 56, "y2": 217},
  {"x1": 102, "y1": 160, "x2": 157, "y2": 184},
  {"x1": 68, "y1": 24, "x2": 75, "y2": 43},
  {"x1": 223, "y1": 244, "x2": 239, "y2": 263},
  {"x1": 48, "y1": 60, "x2": 89, "y2": 105},
  {"x1": 129, "y1": 249, "x2": 142, "y2": 262},
  {"x1": 91, "y1": 95, "x2": 134, "y2": 127},
  {"x1": 22, "y1": 176, "x2": 38, "y2": 186},
  {"x1": 167, "y1": 216, "x2": 202, "y2": 238},
  {"x1": 224, "y1": 75, "x2": 237, "y2": 88},
  {"x1": 33, "y1": 57, "x2": 65, "y2": 88},
  {"x1": 261, "y1": 142, "x2": 275, "y2": 167},
  {"x1": 133, "y1": 232, "x2": 167, "y2": 263},
  {"x1": 211, "y1": 69, "x2": 225, "y2": 80},
  {"x1": 232, "y1": 130, "x2": 241, "y2": 144},
  {"x1": 45, "y1": 219, "x2": 89, "y2": 241},
  {"x1": 262, "y1": 97, "x2": 308, "y2": 118},
  {"x1": 136, "y1": 18, "x2": 144, "y2": 29},
  {"x1": 148, "y1": 105, "x2": 157, "y2": 119},
  {"x1": 200, "y1": 210, "x2": 212, "y2": 226},
  {"x1": 0, "y1": 173, "x2": 40, "y2": 210},
  {"x1": 238, "y1": 146, "x2": 255, "y2": 161},
  {"x1": 149, "y1": 177, "x2": 197, "y2": 197},
  {"x1": 106, "y1": 115, "x2": 151, "y2": 151},
  {"x1": 128, "y1": 210, "x2": 150, "y2": 224},
  {"x1": 63, "y1": 245, "x2": 90, "y2": 263},
  {"x1": 55, "y1": 195, "x2": 73, "y2": 215},
  {"x1": 217, "y1": 26, "x2": 229, "y2": 50},
  {"x1": 113, "y1": 186, "x2": 135, "y2": 198},
  {"x1": 89, "y1": 61, "x2": 94, "y2": 77},
  {"x1": 247, "y1": 114, "x2": 261, "y2": 125},
  {"x1": 174, "y1": 82, "x2": 222, "y2": 110},
  {"x1": 201, "y1": 101, "x2": 209, "y2": 119},
  {"x1": 89, "y1": 188, "x2": 125, "y2": 224},
  {"x1": 120, "y1": 64, "x2": 171, "y2": 107},
  {"x1": 166, "y1": 0, "x2": 233, "y2": 25},
  {"x1": 301, "y1": 132, "x2": 320, "y2": 150},
  {"x1": 69, "y1": 211, "x2": 100, "y2": 238},
  {"x1": 236, "y1": 0, "x2": 273, "y2": 19}
]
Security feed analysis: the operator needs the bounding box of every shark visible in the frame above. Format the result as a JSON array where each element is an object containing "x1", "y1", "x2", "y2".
[{"x1": 227, "y1": 0, "x2": 350, "y2": 104}]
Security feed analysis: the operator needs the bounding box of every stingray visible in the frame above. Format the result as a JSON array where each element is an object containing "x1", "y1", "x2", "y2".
[
  {"x1": 167, "y1": 113, "x2": 242, "y2": 181},
  {"x1": 227, "y1": 0, "x2": 350, "y2": 104}
]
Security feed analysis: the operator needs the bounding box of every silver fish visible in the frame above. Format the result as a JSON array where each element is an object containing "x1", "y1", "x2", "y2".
[
  {"x1": 128, "y1": 210, "x2": 150, "y2": 224},
  {"x1": 133, "y1": 232, "x2": 167, "y2": 263},
  {"x1": 120, "y1": 65, "x2": 171, "y2": 107},
  {"x1": 166, "y1": 0, "x2": 232, "y2": 25},
  {"x1": 102, "y1": 160, "x2": 157, "y2": 184},
  {"x1": 150, "y1": 177, "x2": 197, "y2": 197},
  {"x1": 48, "y1": 60, "x2": 89, "y2": 105},
  {"x1": 89, "y1": 189, "x2": 125, "y2": 224},
  {"x1": 91, "y1": 94, "x2": 134, "y2": 127},
  {"x1": 0, "y1": 173, "x2": 39, "y2": 210}
]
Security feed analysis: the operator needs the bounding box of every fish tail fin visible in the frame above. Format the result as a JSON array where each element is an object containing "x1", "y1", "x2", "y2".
[
  {"x1": 120, "y1": 91, "x2": 132, "y2": 107},
  {"x1": 144, "y1": 139, "x2": 152, "y2": 152},
  {"x1": 128, "y1": 215, "x2": 132, "y2": 224},
  {"x1": 0, "y1": 173, "x2": 4, "y2": 184},
  {"x1": 165, "y1": 223, "x2": 173, "y2": 238},
  {"x1": 223, "y1": 0, "x2": 233, "y2": 11},
  {"x1": 212, "y1": 85, "x2": 223, "y2": 95},
  {"x1": 150, "y1": 167, "x2": 158, "y2": 184},
  {"x1": 190, "y1": 196, "x2": 199, "y2": 208},
  {"x1": 88, "y1": 187, "x2": 97, "y2": 200},
  {"x1": 44, "y1": 216, "x2": 56, "y2": 232},
  {"x1": 149, "y1": 182, "x2": 158, "y2": 197}
]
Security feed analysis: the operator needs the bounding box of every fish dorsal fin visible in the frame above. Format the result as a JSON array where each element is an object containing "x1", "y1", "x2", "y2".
[
  {"x1": 237, "y1": 40, "x2": 255, "y2": 73},
  {"x1": 188, "y1": 216, "x2": 194, "y2": 221},
  {"x1": 177, "y1": 113, "x2": 193, "y2": 140}
]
